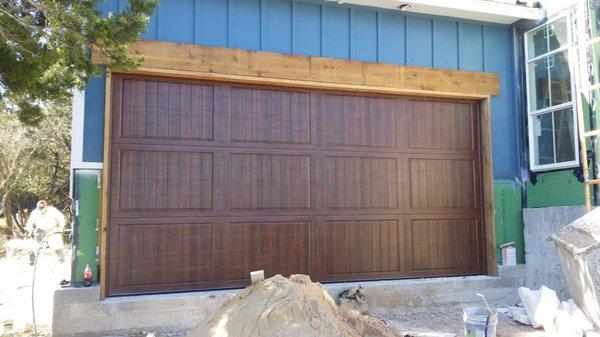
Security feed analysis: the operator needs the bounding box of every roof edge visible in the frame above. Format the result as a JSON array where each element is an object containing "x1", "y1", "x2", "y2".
[{"x1": 328, "y1": 0, "x2": 545, "y2": 24}]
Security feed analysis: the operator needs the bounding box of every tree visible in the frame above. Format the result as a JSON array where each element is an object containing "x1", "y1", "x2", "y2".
[
  {"x1": 0, "y1": 101, "x2": 72, "y2": 238},
  {"x1": 0, "y1": 0, "x2": 158, "y2": 125},
  {"x1": 0, "y1": 113, "x2": 42, "y2": 236}
]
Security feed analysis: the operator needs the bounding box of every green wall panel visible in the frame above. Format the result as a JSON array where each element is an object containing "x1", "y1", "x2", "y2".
[
  {"x1": 526, "y1": 170, "x2": 584, "y2": 208},
  {"x1": 494, "y1": 180, "x2": 525, "y2": 263},
  {"x1": 72, "y1": 170, "x2": 100, "y2": 283}
]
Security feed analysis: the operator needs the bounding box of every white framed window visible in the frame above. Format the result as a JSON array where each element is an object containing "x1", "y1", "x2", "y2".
[{"x1": 525, "y1": 15, "x2": 580, "y2": 172}]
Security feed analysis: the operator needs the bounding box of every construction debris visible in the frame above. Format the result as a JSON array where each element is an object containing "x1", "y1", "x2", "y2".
[
  {"x1": 505, "y1": 286, "x2": 597, "y2": 336},
  {"x1": 338, "y1": 285, "x2": 369, "y2": 314},
  {"x1": 518, "y1": 286, "x2": 560, "y2": 329},
  {"x1": 549, "y1": 207, "x2": 600, "y2": 329},
  {"x1": 506, "y1": 306, "x2": 531, "y2": 326},
  {"x1": 250, "y1": 270, "x2": 265, "y2": 285},
  {"x1": 185, "y1": 274, "x2": 402, "y2": 337}
]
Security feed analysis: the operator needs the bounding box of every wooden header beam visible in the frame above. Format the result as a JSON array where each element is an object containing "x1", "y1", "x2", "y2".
[{"x1": 93, "y1": 40, "x2": 500, "y2": 99}]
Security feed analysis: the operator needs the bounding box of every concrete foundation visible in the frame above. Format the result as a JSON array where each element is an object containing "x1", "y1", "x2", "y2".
[
  {"x1": 523, "y1": 206, "x2": 586, "y2": 299},
  {"x1": 53, "y1": 265, "x2": 525, "y2": 337}
]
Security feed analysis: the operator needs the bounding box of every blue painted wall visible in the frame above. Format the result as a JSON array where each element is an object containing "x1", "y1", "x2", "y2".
[{"x1": 86, "y1": 0, "x2": 519, "y2": 179}]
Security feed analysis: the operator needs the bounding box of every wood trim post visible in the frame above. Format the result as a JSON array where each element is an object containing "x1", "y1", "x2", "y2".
[
  {"x1": 481, "y1": 97, "x2": 498, "y2": 276},
  {"x1": 99, "y1": 70, "x2": 112, "y2": 299}
]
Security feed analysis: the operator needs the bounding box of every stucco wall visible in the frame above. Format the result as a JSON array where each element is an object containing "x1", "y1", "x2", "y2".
[{"x1": 523, "y1": 206, "x2": 589, "y2": 299}]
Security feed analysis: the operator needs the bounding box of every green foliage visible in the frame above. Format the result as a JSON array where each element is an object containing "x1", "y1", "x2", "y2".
[
  {"x1": 0, "y1": 100, "x2": 72, "y2": 237},
  {"x1": 11, "y1": 101, "x2": 72, "y2": 214},
  {"x1": 0, "y1": 0, "x2": 158, "y2": 125}
]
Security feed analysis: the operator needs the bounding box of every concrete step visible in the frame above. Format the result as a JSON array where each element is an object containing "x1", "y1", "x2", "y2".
[
  {"x1": 325, "y1": 265, "x2": 526, "y2": 315},
  {"x1": 53, "y1": 265, "x2": 526, "y2": 337}
]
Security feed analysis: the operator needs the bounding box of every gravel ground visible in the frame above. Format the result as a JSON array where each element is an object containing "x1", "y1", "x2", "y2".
[
  {"x1": 0, "y1": 239, "x2": 70, "y2": 337},
  {"x1": 380, "y1": 306, "x2": 546, "y2": 337}
]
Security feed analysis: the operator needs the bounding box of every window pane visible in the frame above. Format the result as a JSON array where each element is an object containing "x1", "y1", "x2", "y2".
[
  {"x1": 549, "y1": 19, "x2": 569, "y2": 52},
  {"x1": 528, "y1": 58, "x2": 550, "y2": 111},
  {"x1": 590, "y1": 3, "x2": 600, "y2": 38},
  {"x1": 549, "y1": 51, "x2": 572, "y2": 106},
  {"x1": 532, "y1": 108, "x2": 576, "y2": 167},
  {"x1": 553, "y1": 108, "x2": 576, "y2": 163},
  {"x1": 533, "y1": 112, "x2": 555, "y2": 166},
  {"x1": 528, "y1": 27, "x2": 548, "y2": 59},
  {"x1": 527, "y1": 18, "x2": 568, "y2": 59},
  {"x1": 589, "y1": 41, "x2": 600, "y2": 85}
]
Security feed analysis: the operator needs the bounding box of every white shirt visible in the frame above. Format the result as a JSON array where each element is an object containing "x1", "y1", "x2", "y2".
[{"x1": 25, "y1": 206, "x2": 65, "y2": 234}]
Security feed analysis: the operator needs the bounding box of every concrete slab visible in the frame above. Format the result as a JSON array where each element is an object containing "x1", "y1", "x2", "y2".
[
  {"x1": 52, "y1": 265, "x2": 526, "y2": 337},
  {"x1": 524, "y1": 206, "x2": 600, "y2": 303},
  {"x1": 523, "y1": 206, "x2": 587, "y2": 299}
]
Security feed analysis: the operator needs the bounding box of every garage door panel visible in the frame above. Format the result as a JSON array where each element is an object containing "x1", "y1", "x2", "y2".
[
  {"x1": 227, "y1": 221, "x2": 310, "y2": 280},
  {"x1": 316, "y1": 219, "x2": 404, "y2": 280},
  {"x1": 408, "y1": 158, "x2": 478, "y2": 210},
  {"x1": 118, "y1": 79, "x2": 214, "y2": 141},
  {"x1": 322, "y1": 94, "x2": 397, "y2": 148},
  {"x1": 229, "y1": 153, "x2": 311, "y2": 210},
  {"x1": 113, "y1": 149, "x2": 213, "y2": 213},
  {"x1": 405, "y1": 100, "x2": 475, "y2": 151},
  {"x1": 231, "y1": 87, "x2": 311, "y2": 144},
  {"x1": 409, "y1": 217, "x2": 482, "y2": 272},
  {"x1": 325, "y1": 156, "x2": 399, "y2": 209},
  {"x1": 108, "y1": 223, "x2": 216, "y2": 291}
]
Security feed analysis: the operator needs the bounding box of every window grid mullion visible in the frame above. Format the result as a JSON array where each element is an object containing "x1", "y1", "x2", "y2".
[
  {"x1": 528, "y1": 46, "x2": 570, "y2": 63},
  {"x1": 551, "y1": 111, "x2": 557, "y2": 164},
  {"x1": 529, "y1": 101, "x2": 573, "y2": 116}
]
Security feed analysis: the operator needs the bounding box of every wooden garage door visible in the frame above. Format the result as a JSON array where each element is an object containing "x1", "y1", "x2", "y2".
[{"x1": 106, "y1": 74, "x2": 485, "y2": 296}]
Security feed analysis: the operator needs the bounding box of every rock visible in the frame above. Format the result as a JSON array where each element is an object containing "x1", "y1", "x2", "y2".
[
  {"x1": 339, "y1": 297, "x2": 370, "y2": 315},
  {"x1": 339, "y1": 285, "x2": 369, "y2": 314},
  {"x1": 518, "y1": 286, "x2": 560, "y2": 329},
  {"x1": 507, "y1": 306, "x2": 530, "y2": 325}
]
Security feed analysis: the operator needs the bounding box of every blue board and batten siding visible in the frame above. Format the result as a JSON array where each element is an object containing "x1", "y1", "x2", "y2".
[{"x1": 83, "y1": 0, "x2": 519, "y2": 179}]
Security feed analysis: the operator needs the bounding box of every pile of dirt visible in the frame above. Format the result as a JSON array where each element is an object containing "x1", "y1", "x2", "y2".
[{"x1": 186, "y1": 274, "x2": 402, "y2": 337}]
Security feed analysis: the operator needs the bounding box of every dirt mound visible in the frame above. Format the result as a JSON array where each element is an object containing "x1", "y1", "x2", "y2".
[{"x1": 186, "y1": 274, "x2": 402, "y2": 337}]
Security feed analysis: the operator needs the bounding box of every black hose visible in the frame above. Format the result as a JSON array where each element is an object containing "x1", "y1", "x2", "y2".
[{"x1": 31, "y1": 231, "x2": 63, "y2": 337}]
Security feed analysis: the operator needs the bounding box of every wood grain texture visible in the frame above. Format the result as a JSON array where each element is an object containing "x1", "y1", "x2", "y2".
[
  {"x1": 105, "y1": 74, "x2": 486, "y2": 295},
  {"x1": 481, "y1": 97, "x2": 497, "y2": 276},
  {"x1": 99, "y1": 71, "x2": 113, "y2": 299},
  {"x1": 92, "y1": 40, "x2": 499, "y2": 98}
]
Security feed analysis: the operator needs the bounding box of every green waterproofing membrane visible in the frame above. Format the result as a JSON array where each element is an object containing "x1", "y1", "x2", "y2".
[
  {"x1": 527, "y1": 170, "x2": 585, "y2": 207},
  {"x1": 72, "y1": 170, "x2": 100, "y2": 283},
  {"x1": 494, "y1": 181, "x2": 525, "y2": 263}
]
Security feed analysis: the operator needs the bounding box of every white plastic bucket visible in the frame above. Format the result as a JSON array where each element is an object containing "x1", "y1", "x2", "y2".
[{"x1": 463, "y1": 307, "x2": 498, "y2": 337}]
